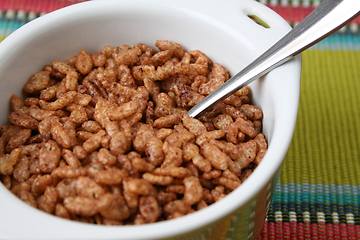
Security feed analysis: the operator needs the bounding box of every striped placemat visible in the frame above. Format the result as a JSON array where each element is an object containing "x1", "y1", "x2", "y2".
[
  {"x1": 257, "y1": 1, "x2": 360, "y2": 239},
  {"x1": 1, "y1": 1, "x2": 360, "y2": 239}
]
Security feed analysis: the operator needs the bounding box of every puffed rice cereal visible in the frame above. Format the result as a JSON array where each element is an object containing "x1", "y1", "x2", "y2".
[{"x1": 0, "y1": 41, "x2": 267, "y2": 225}]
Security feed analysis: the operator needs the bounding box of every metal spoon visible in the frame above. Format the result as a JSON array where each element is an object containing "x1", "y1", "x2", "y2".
[{"x1": 187, "y1": 0, "x2": 360, "y2": 118}]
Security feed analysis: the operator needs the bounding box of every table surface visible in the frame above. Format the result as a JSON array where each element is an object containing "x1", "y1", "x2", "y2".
[{"x1": 1, "y1": 1, "x2": 359, "y2": 239}]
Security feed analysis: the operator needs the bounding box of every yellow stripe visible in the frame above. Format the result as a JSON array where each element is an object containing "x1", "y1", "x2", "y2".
[{"x1": 280, "y1": 49, "x2": 360, "y2": 186}]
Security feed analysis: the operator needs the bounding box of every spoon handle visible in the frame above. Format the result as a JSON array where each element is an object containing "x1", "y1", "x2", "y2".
[{"x1": 187, "y1": 0, "x2": 360, "y2": 118}]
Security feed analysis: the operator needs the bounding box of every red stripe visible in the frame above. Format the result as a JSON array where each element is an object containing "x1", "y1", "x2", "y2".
[{"x1": 265, "y1": 4, "x2": 360, "y2": 26}]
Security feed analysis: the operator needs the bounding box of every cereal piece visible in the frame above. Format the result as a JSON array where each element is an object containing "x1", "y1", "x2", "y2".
[
  {"x1": 161, "y1": 142, "x2": 183, "y2": 168},
  {"x1": 202, "y1": 170, "x2": 222, "y2": 180},
  {"x1": 151, "y1": 50, "x2": 172, "y2": 67},
  {"x1": 8, "y1": 112, "x2": 38, "y2": 130},
  {"x1": 222, "y1": 169, "x2": 241, "y2": 183},
  {"x1": 145, "y1": 136, "x2": 164, "y2": 166},
  {"x1": 142, "y1": 173, "x2": 173, "y2": 186},
  {"x1": 24, "y1": 97, "x2": 40, "y2": 107},
  {"x1": 72, "y1": 145, "x2": 87, "y2": 160},
  {"x1": 235, "y1": 140, "x2": 257, "y2": 168},
  {"x1": 75, "y1": 50, "x2": 94, "y2": 75},
  {"x1": 39, "y1": 140, "x2": 61, "y2": 173},
  {"x1": 108, "y1": 100, "x2": 139, "y2": 121},
  {"x1": 109, "y1": 131, "x2": 130, "y2": 156},
  {"x1": 234, "y1": 86, "x2": 249, "y2": 96},
  {"x1": 73, "y1": 93, "x2": 92, "y2": 106},
  {"x1": 91, "y1": 52, "x2": 106, "y2": 67},
  {"x1": 130, "y1": 86, "x2": 149, "y2": 114},
  {"x1": 124, "y1": 178, "x2": 153, "y2": 195},
  {"x1": 202, "y1": 188, "x2": 214, "y2": 204},
  {"x1": 139, "y1": 196, "x2": 160, "y2": 223},
  {"x1": 122, "y1": 178, "x2": 140, "y2": 208},
  {"x1": 200, "y1": 143, "x2": 229, "y2": 170},
  {"x1": 13, "y1": 155, "x2": 30, "y2": 182},
  {"x1": 1, "y1": 125, "x2": 24, "y2": 141},
  {"x1": 55, "y1": 178, "x2": 77, "y2": 199},
  {"x1": 115, "y1": 47, "x2": 142, "y2": 66},
  {"x1": 10, "y1": 94, "x2": 24, "y2": 112},
  {"x1": 45, "y1": 91, "x2": 77, "y2": 111},
  {"x1": 182, "y1": 143, "x2": 211, "y2": 172},
  {"x1": 23, "y1": 71, "x2": 50, "y2": 94},
  {"x1": 83, "y1": 130, "x2": 106, "y2": 153},
  {"x1": 253, "y1": 133, "x2": 267, "y2": 165},
  {"x1": 166, "y1": 185, "x2": 185, "y2": 194},
  {"x1": 182, "y1": 115, "x2": 207, "y2": 137},
  {"x1": 0, "y1": 137, "x2": 6, "y2": 155},
  {"x1": 153, "y1": 167, "x2": 189, "y2": 178},
  {"x1": 153, "y1": 113, "x2": 181, "y2": 129},
  {"x1": 63, "y1": 119, "x2": 77, "y2": 149},
  {"x1": 220, "y1": 103, "x2": 246, "y2": 120},
  {"x1": 96, "y1": 148, "x2": 116, "y2": 165},
  {"x1": 69, "y1": 105, "x2": 88, "y2": 125},
  {"x1": 133, "y1": 124, "x2": 155, "y2": 154},
  {"x1": 196, "y1": 199, "x2": 208, "y2": 211},
  {"x1": 163, "y1": 200, "x2": 190, "y2": 217},
  {"x1": 6, "y1": 129, "x2": 31, "y2": 153},
  {"x1": 240, "y1": 104, "x2": 263, "y2": 121},
  {"x1": 131, "y1": 157, "x2": 155, "y2": 173},
  {"x1": 62, "y1": 149, "x2": 81, "y2": 167},
  {"x1": 212, "y1": 177, "x2": 240, "y2": 191},
  {"x1": 122, "y1": 109, "x2": 141, "y2": 124},
  {"x1": 95, "y1": 169, "x2": 128, "y2": 185},
  {"x1": 51, "y1": 166, "x2": 87, "y2": 179},
  {"x1": 164, "y1": 131, "x2": 195, "y2": 149},
  {"x1": 155, "y1": 128, "x2": 173, "y2": 141},
  {"x1": 132, "y1": 65, "x2": 158, "y2": 82},
  {"x1": 157, "y1": 191, "x2": 177, "y2": 206},
  {"x1": 51, "y1": 120, "x2": 71, "y2": 149},
  {"x1": 223, "y1": 95, "x2": 242, "y2": 108},
  {"x1": 0, "y1": 148, "x2": 22, "y2": 175},
  {"x1": 183, "y1": 176, "x2": 203, "y2": 205},
  {"x1": 64, "y1": 196, "x2": 98, "y2": 216},
  {"x1": 80, "y1": 121, "x2": 102, "y2": 133},
  {"x1": 190, "y1": 50, "x2": 212, "y2": 67},
  {"x1": 55, "y1": 203, "x2": 71, "y2": 219},
  {"x1": 40, "y1": 85, "x2": 57, "y2": 101},
  {"x1": 226, "y1": 157, "x2": 242, "y2": 177},
  {"x1": 38, "y1": 186, "x2": 58, "y2": 214},
  {"x1": 198, "y1": 75, "x2": 226, "y2": 95},
  {"x1": 17, "y1": 190, "x2": 37, "y2": 208},
  {"x1": 235, "y1": 117, "x2": 257, "y2": 138},
  {"x1": 240, "y1": 169, "x2": 253, "y2": 182},
  {"x1": 211, "y1": 186, "x2": 226, "y2": 202},
  {"x1": 31, "y1": 174, "x2": 53, "y2": 197},
  {"x1": 185, "y1": 161, "x2": 199, "y2": 177},
  {"x1": 253, "y1": 119, "x2": 262, "y2": 135},
  {"x1": 173, "y1": 84, "x2": 205, "y2": 108},
  {"x1": 99, "y1": 194, "x2": 130, "y2": 221},
  {"x1": 76, "y1": 176, "x2": 105, "y2": 199},
  {"x1": 226, "y1": 122, "x2": 239, "y2": 144},
  {"x1": 213, "y1": 114, "x2": 233, "y2": 131},
  {"x1": 29, "y1": 105, "x2": 57, "y2": 121},
  {"x1": 64, "y1": 71, "x2": 79, "y2": 91},
  {"x1": 195, "y1": 130, "x2": 225, "y2": 146},
  {"x1": 10, "y1": 181, "x2": 31, "y2": 195},
  {"x1": 155, "y1": 40, "x2": 185, "y2": 59}
]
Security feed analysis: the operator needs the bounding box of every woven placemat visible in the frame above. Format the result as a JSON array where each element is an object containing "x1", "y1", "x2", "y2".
[
  {"x1": 258, "y1": 1, "x2": 360, "y2": 239},
  {"x1": 1, "y1": 1, "x2": 360, "y2": 239}
]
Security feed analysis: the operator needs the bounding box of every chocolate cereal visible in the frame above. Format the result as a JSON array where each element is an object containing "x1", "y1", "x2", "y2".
[{"x1": 0, "y1": 41, "x2": 267, "y2": 225}]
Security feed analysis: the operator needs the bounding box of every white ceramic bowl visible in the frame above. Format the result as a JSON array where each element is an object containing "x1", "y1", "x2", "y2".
[{"x1": 0, "y1": 0, "x2": 301, "y2": 239}]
